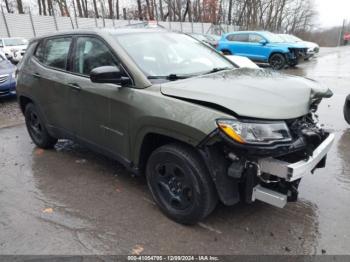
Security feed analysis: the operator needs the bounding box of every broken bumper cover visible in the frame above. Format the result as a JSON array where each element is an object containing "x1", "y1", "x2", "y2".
[
  {"x1": 258, "y1": 133, "x2": 334, "y2": 181},
  {"x1": 252, "y1": 133, "x2": 335, "y2": 208}
]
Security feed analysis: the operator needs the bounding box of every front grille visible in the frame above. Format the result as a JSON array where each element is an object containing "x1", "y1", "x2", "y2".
[{"x1": 0, "y1": 74, "x2": 9, "y2": 84}]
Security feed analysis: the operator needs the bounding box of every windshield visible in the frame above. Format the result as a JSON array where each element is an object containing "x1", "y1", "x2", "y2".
[
  {"x1": 114, "y1": 32, "x2": 234, "y2": 78},
  {"x1": 279, "y1": 34, "x2": 302, "y2": 42},
  {"x1": 262, "y1": 32, "x2": 284, "y2": 43},
  {"x1": 3, "y1": 38, "x2": 28, "y2": 46}
]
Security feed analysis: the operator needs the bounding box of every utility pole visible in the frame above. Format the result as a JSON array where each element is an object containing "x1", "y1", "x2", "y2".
[{"x1": 338, "y1": 19, "x2": 346, "y2": 46}]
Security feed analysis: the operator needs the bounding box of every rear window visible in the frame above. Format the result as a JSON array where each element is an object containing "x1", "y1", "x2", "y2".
[
  {"x1": 226, "y1": 34, "x2": 249, "y2": 42},
  {"x1": 35, "y1": 37, "x2": 72, "y2": 70}
]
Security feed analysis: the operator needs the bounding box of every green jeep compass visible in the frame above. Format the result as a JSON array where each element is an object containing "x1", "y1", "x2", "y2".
[{"x1": 17, "y1": 29, "x2": 334, "y2": 224}]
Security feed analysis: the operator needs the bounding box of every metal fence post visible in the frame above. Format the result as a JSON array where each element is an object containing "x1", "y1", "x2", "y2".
[
  {"x1": 29, "y1": 10, "x2": 36, "y2": 37},
  {"x1": 201, "y1": 22, "x2": 204, "y2": 34},
  {"x1": 94, "y1": 16, "x2": 98, "y2": 27},
  {"x1": 1, "y1": 5, "x2": 11, "y2": 37},
  {"x1": 51, "y1": 5, "x2": 59, "y2": 31}
]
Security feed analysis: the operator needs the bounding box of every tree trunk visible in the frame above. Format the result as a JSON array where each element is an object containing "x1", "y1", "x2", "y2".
[
  {"x1": 108, "y1": 0, "x2": 114, "y2": 18},
  {"x1": 81, "y1": 0, "x2": 88, "y2": 17},
  {"x1": 227, "y1": 0, "x2": 233, "y2": 25},
  {"x1": 41, "y1": 0, "x2": 47, "y2": 15},
  {"x1": 4, "y1": 0, "x2": 11, "y2": 13},
  {"x1": 63, "y1": 0, "x2": 70, "y2": 16},
  {"x1": 137, "y1": 0, "x2": 142, "y2": 20},
  {"x1": 16, "y1": 0, "x2": 24, "y2": 14},
  {"x1": 38, "y1": 0, "x2": 42, "y2": 15},
  {"x1": 116, "y1": 0, "x2": 119, "y2": 19},
  {"x1": 47, "y1": 0, "x2": 53, "y2": 15},
  {"x1": 123, "y1": 7, "x2": 127, "y2": 19},
  {"x1": 93, "y1": 0, "x2": 99, "y2": 18},
  {"x1": 159, "y1": 0, "x2": 164, "y2": 20},
  {"x1": 76, "y1": 0, "x2": 83, "y2": 17},
  {"x1": 145, "y1": 0, "x2": 154, "y2": 20}
]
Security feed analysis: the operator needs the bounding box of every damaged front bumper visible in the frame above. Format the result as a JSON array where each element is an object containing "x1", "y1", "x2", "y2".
[
  {"x1": 258, "y1": 133, "x2": 335, "y2": 182},
  {"x1": 199, "y1": 125, "x2": 335, "y2": 209},
  {"x1": 252, "y1": 133, "x2": 334, "y2": 208}
]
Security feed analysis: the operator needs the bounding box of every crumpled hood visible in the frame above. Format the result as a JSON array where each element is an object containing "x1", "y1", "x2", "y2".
[{"x1": 160, "y1": 68, "x2": 332, "y2": 120}]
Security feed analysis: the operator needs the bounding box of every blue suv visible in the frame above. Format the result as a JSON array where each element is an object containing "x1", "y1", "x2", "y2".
[
  {"x1": 217, "y1": 31, "x2": 308, "y2": 70},
  {"x1": 0, "y1": 52, "x2": 16, "y2": 97}
]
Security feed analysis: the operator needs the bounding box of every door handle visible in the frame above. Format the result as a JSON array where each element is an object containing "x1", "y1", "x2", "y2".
[
  {"x1": 67, "y1": 82, "x2": 81, "y2": 91},
  {"x1": 32, "y1": 72, "x2": 41, "y2": 78}
]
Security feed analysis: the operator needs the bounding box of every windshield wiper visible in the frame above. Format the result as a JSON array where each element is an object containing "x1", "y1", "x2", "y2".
[
  {"x1": 207, "y1": 67, "x2": 232, "y2": 73},
  {"x1": 147, "y1": 74, "x2": 193, "y2": 81}
]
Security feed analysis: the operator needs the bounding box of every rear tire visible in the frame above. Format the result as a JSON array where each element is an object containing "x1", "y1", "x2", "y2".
[
  {"x1": 344, "y1": 95, "x2": 350, "y2": 124},
  {"x1": 146, "y1": 143, "x2": 218, "y2": 225},
  {"x1": 25, "y1": 103, "x2": 57, "y2": 149},
  {"x1": 269, "y1": 53, "x2": 286, "y2": 70}
]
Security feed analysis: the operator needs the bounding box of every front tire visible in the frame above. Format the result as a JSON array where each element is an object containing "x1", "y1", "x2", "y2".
[
  {"x1": 25, "y1": 103, "x2": 57, "y2": 149},
  {"x1": 146, "y1": 143, "x2": 217, "y2": 224},
  {"x1": 269, "y1": 53, "x2": 286, "y2": 70},
  {"x1": 222, "y1": 50, "x2": 232, "y2": 55}
]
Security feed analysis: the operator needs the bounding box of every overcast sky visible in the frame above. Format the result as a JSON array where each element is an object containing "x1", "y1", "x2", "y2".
[{"x1": 316, "y1": 0, "x2": 350, "y2": 28}]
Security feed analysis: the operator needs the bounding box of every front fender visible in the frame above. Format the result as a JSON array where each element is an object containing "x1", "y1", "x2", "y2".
[{"x1": 131, "y1": 117, "x2": 209, "y2": 166}]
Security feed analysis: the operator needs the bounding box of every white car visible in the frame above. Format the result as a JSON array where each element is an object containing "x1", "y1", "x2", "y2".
[
  {"x1": 279, "y1": 34, "x2": 319, "y2": 59},
  {"x1": 0, "y1": 37, "x2": 28, "y2": 63}
]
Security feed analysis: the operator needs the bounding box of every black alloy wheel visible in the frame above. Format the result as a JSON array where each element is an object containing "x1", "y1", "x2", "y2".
[
  {"x1": 25, "y1": 103, "x2": 57, "y2": 149},
  {"x1": 269, "y1": 53, "x2": 286, "y2": 70},
  {"x1": 146, "y1": 144, "x2": 217, "y2": 224}
]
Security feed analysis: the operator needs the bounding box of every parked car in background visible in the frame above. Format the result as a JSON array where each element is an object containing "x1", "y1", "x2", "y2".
[
  {"x1": 217, "y1": 31, "x2": 308, "y2": 70},
  {"x1": 278, "y1": 34, "x2": 319, "y2": 60},
  {"x1": 189, "y1": 33, "x2": 220, "y2": 48},
  {"x1": 17, "y1": 29, "x2": 334, "y2": 224},
  {"x1": 0, "y1": 37, "x2": 28, "y2": 64},
  {"x1": 0, "y1": 51, "x2": 16, "y2": 97}
]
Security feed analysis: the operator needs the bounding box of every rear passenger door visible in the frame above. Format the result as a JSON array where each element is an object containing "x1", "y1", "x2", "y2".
[
  {"x1": 69, "y1": 36, "x2": 131, "y2": 159},
  {"x1": 31, "y1": 37, "x2": 79, "y2": 137},
  {"x1": 226, "y1": 33, "x2": 249, "y2": 56}
]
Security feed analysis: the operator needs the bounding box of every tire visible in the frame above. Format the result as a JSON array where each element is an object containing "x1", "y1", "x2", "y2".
[
  {"x1": 222, "y1": 50, "x2": 232, "y2": 55},
  {"x1": 269, "y1": 53, "x2": 286, "y2": 70},
  {"x1": 24, "y1": 103, "x2": 57, "y2": 149},
  {"x1": 146, "y1": 143, "x2": 218, "y2": 225},
  {"x1": 344, "y1": 95, "x2": 350, "y2": 125}
]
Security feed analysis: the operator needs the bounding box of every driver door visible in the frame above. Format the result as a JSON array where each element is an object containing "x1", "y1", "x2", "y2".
[{"x1": 69, "y1": 36, "x2": 130, "y2": 159}]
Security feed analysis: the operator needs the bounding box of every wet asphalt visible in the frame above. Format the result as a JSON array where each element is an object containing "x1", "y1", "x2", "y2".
[{"x1": 0, "y1": 47, "x2": 350, "y2": 255}]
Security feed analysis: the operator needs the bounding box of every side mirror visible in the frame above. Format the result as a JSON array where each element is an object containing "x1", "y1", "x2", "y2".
[
  {"x1": 90, "y1": 66, "x2": 131, "y2": 86},
  {"x1": 259, "y1": 39, "x2": 268, "y2": 45}
]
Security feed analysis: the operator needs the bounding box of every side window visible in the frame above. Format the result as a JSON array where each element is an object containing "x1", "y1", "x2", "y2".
[
  {"x1": 72, "y1": 37, "x2": 118, "y2": 76},
  {"x1": 227, "y1": 34, "x2": 248, "y2": 42},
  {"x1": 42, "y1": 37, "x2": 72, "y2": 70},
  {"x1": 0, "y1": 40, "x2": 3, "y2": 48},
  {"x1": 249, "y1": 34, "x2": 264, "y2": 43}
]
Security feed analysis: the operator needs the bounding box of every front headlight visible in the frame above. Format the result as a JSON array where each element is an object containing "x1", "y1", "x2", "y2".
[{"x1": 216, "y1": 119, "x2": 292, "y2": 145}]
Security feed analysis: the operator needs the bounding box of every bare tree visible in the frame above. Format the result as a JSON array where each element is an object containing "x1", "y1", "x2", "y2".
[
  {"x1": 16, "y1": 0, "x2": 24, "y2": 13},
  {"x1": 107, "y1": 0, "x2": 113, "y2": 18}
]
